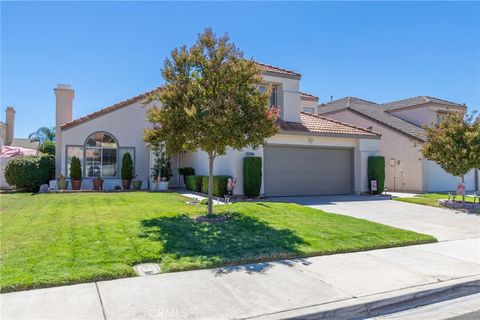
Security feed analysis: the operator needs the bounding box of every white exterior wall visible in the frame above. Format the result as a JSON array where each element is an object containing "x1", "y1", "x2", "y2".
[
  {"x1": 324, "y1": 109, "x2": 424, "y2": 192},
  {"x1": 262, "y1": 74, "x2": 301, "y2": 123},
  {"x1": 59, "y1": 101, "x2": 156, "y2": 189},
  {"x1": 425, "y1": 160, "x2": 477, "y2": 192},
  {"x1": 300, "y1": 99, "x2": 318, "y2": 114},
  {"x1": 181, "y1": 133, "x2": 379, "y2": 196},
  {"x1": 181, "y1": 146, "x2": 264, "y2": 195}
]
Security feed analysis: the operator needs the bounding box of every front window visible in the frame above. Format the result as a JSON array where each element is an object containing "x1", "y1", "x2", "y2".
[
  {"x1": 437, "y1": 112, "x2": 448, "y2": 124},
  {"x1": 85, "y1": 132, "x2": 117, "y2": 178},
  {"x1": 258, "y1": 84, "x2": 277, "y2": 108},
  {"x1": 303, "y1": 107, "x2": 315, "y2": 114},
  {"x1": 66, "y1": 146, "x2": 83, "y2": 178}
]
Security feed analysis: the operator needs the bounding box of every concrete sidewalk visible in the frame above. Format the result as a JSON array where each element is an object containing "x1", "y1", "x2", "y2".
[{"x1": 2, "y1": 238, "x2": 479, "y2": 320}]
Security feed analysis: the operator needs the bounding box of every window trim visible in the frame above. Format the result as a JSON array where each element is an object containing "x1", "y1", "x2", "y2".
[{"x1": 84, "y1": 131, "x2": 119, "y2": 179}]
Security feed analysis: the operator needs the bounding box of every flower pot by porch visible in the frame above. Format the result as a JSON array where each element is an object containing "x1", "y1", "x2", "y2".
[
  {"x1": 71, "y1": 180, "x2": 82, "y2": 190},
  {"x1": 158, "y1": 181, "x2": 169, "y2": 191},
  {"x1": 132, "y1": 180, "x2": 143, "y2": 190},
  {"x1": 93, "y1": 179, "x2": 104, "y2": 191},
  {"x1": 57, "y1": 180, "x2": 69, "y2": 190},
  {"x1": 122, "y1": 179, "x2": 131, "y2": 190}
]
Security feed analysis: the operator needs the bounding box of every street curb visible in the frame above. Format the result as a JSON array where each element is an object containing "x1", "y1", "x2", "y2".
[{"x1": 250, "y1": 275, "x2": 480, "y2": 320}]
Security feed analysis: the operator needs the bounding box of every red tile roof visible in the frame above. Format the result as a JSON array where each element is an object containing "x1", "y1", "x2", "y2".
[
  {"x1": 278, "y1": 112, "x2": 381, "y2": 138},
  {"x1": 254, "y1": 62, "x2": 301, "y2": 78},
  {"x1": 300, "y1": 92, "x2": 319, "y2": 102}
]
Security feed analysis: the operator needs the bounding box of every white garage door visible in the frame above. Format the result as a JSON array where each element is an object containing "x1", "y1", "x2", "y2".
[{"x1": 264, "y1": 145, "x2": 354, "y2": 196}]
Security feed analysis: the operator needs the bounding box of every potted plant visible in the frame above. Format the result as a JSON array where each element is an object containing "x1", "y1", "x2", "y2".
[
  {"x1": 121, "y1": 152, "x2": 134, "y2": 189},
  {"x1": 92, "y1": 171, "x2": 104, "y2": 191},
  {"x1": 57, "y1": 174, "x2": 68, "y2": 190},
  {"x1": 150, "y1": 145, "x2": 172, "y2": 191},
  {"x1": 70, "y1": 156, "x2": 82, "y2": 190},
  {"x1": 132, "y1": 175, "x2": 143, "y2": 190}
]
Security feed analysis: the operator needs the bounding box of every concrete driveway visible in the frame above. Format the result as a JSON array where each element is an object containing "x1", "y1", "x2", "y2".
[{"x1": 275, "y1": 195, "x2": 480, "y2": 241}]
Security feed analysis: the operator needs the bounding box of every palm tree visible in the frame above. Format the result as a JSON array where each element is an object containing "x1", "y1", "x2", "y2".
[{"x1": 28, "y1": 126, "x2": 56, "y2": 143}]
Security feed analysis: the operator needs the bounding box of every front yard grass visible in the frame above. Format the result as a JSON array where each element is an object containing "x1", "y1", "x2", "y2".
[
  {"x1": 393, "y1": 193, "x2": 476, "y2": 208},
  {"x1": 1, "y1": 192, "x2": 436, "y2": 292}
]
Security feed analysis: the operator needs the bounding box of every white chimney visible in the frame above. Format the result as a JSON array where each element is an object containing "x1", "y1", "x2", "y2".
[
  {"x1": 55, "y1": 84, "x2": 74, "y2": 176},
  {"x1": 5, "y1": 106, "x2": 15, "y2": 146}
]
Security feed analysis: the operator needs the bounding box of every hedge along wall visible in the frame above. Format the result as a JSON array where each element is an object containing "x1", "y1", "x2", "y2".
[
  {"x1": 243, "y1": 156, "x2": 262, "y2": 198},
  {"x1": 368, "y1": 156, "x2": 385, "y2": 194},
  {"x1": 185, "y1": 175, "x2": 202, "y2": 192},
  {"x1": 201, "y1": 175, "x2": 230, "y2": 197},
  {"x1": 4, "y1": 155, "x2": 55, "y2": 192}
]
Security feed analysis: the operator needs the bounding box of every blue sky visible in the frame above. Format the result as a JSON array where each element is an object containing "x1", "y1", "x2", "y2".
[{"x1": 1, "y1": 1, "x2": 479, "y2": 138}]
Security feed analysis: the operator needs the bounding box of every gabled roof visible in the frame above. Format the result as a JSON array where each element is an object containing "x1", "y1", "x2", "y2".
[
  {"x1": 61, "y1": 86, "x2": 163, "y2": 130},
  {"x1": 300, "y1": 92, "x2": 319, "y2": 102},
  {"x1": 319, "y1": 97, "x2": 426, "y2": 141},
  {"x1": 381, "y1": 96, "x2": 466, "y2": 111},
  {"x1": 61, "y1": 62, "x2": 301, "y2": 130},
  {"x1": 254, "y1": 62, "x2": 301, "y2": 79},
  {"x1": 278, "y1": 112, "x2": 380, "y2": 138}
]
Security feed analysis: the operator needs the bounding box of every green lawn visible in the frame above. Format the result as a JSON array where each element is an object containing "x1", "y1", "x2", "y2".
[
  {"x1": 394, "y1": 193, "x2": 476, "y2": 208},
  {"x1": 1, "y1": 192, "x2": 435, "y2": 292}
]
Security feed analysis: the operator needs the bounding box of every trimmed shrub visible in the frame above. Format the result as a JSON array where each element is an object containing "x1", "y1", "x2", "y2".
[
  {"x1": 38, "y1": 141, "x2": 55, "y2": 156},
  {"x1": 178, "y1": 167, "x2": 195, "y2": 184},
  {"x1": 368, "y1": 156, "x2": 385, "y2": 194},
  {"x1": 121, "y1": 152, "x2": 134, "y2": 180},
  {"x1": 69, "y1": 156, "x2": 82, "y2": 180},
  {"x1": 202, "y1": 175, "x2": 230, "y2": 197},
  {"x1": 4, "y1": 155, "x2": 55, "y2": 192},
  {"x1": 243, "y1": 157, "x2": 262, "y2": 198},
  {"x1": 185, "y1": 175, "x2": 202, "y2": 192}
]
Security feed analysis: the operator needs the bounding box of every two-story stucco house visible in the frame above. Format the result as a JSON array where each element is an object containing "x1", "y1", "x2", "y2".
[
  {"x1": 53, "y1": 62, "x2": 381, "y2": 196},
  {"x1": 319, "y1": 96, "x2": 479, "y2": 192}
]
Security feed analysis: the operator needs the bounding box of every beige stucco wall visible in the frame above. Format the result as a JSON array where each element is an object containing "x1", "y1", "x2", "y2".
[
  {"x1": 388, "y1": 103, "x2": 466, "y2": 128},
  {"x1": 60, "y1": 101, "x2": 155, "y2": 185},
  {"x1": 261, "y1": 74, "x2": 301, "y2": 123},
  {"x1": 181, "y1": 133, "x2": 380, "y2": 196},
  {"x1": 324, "y1": 109, "x2": 424, "y2": 192}
]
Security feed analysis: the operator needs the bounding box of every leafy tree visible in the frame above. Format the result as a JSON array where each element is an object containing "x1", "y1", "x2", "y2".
[
  {"x1": 422, "y1": 111, "x2": 479, "y2": 200},
  {"x1": 144, "y1": 29, "x2": 278, "y2": 215},
  {"x1": 38, "y1": 141, "x2": 55, "y2": 156},
  {"x1": 29, "y1": 126, "x2": 55, "y2": 143}
]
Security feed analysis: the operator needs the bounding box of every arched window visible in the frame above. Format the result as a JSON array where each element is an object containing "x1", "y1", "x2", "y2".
[{"x1": 84, "y1": 132, "x2": 118, "y2": 178}]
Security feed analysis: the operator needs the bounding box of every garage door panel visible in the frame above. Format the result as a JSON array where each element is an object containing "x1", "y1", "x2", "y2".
[{"x1": 264, "y1": 145, "x2": 353, "y2": 196}]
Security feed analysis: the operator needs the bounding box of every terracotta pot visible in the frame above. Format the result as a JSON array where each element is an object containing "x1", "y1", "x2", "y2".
[
  {"x1": 93, "y1": 179, "x2": 104, "y2": 191},
  {"x1": 122, "y1": 179, "x2": 131, "y2": 190},
  {"x1": 57, "y1": 180, "x2": 69, "y2": 190},
  {"x1": 71, "y1": 180, "x2": 82, "y2": 190}
]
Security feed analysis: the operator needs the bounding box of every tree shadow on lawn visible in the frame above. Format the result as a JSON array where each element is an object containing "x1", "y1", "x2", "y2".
[{"x1": 140, "y1": 212, "x2": 310, "y2": 275}]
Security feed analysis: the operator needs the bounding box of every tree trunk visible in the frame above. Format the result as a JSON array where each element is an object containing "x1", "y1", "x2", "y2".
[
  {"x1": 462, "y1": 175, "x2": 465, "y2": 203},
  {"x1": 208, "y1": 153, "x2": 215, "y2": 216}
]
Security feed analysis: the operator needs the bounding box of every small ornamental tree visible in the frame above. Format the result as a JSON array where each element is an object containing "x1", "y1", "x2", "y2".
[
  {"x1": 144, "y1": 29, "x2": 279, "y2": 215},
  {"x1": 422, "y1": 111, "x2": 479, "y2": 200},
  {"x1": 121, "y1": 152, "x2": 134, "y2": 180},
  {"x1": 69, "y1": 156, "x2": 82, "y2": 180}
]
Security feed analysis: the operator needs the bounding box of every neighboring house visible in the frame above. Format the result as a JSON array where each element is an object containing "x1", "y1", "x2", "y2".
[
  {"x1": 0, "y1": 107, "x2": 39, "y2": 188},
  {"x1": 0, "y1": 107, "x2": 15, "y2": 147},
  {"x1": 318, "y1": 96, "x2": 479, "y2": 192},
  {"x1": 53, "y1": 62, "x2": 381, "y2": 196}
]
